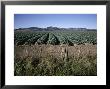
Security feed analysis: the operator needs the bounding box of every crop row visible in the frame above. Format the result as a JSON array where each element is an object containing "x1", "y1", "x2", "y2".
[{"x1": 14, "y1": 31, "x2": 97, "y2": 45}]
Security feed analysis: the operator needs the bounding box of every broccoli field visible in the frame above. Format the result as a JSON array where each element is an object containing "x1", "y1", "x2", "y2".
[
  {"x1": 14, "y1": 30, "x2": 97, "y2": 76},
  {"x1": 14, "y1": 30, "x2": 97, "y2": 46}
]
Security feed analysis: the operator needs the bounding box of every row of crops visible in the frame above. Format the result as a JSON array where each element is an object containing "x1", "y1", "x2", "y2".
[{"x1": 14, "y1": 31, "x2": 97, "y2": 46}]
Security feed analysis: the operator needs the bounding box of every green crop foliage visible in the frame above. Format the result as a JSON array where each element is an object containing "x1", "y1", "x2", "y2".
[
  {"x1": 37, "y1": 33, "x2": 49, "y2": 44},
  {"x1": 14, "y1": 30, "x2": 97, "y2": 45},
  {"x1": 47, "y1": 33, "x2": 60, "y2": 45}
]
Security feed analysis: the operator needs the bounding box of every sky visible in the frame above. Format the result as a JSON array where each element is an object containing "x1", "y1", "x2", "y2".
[{"x1": 14, "y1": 14, "x2": 97, "y2": 29}]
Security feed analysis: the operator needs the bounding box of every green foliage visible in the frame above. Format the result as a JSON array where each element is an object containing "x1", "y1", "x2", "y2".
[
  {"x1": 14, "y1": 31, "x2": 45, "y2": 45},
  {"x1": 25, "y1": 34, "x2": 43, "y2": 45},
  {"x1": 58, "y1": 35, "x2": 73, "y2": 45},
  {"x1": 14, "y1": 55, "x2": 97, "y2": 76},
  {"x1": 56, "y1": 31, "x2": 97, "y2": 45},
  {"x1": 15, "y1": 31, "x2": 97, "y2": 45},
  {"x1": 47, "y1": 33, "x2": 60, "y2": 45},
  {"x1": 37, "y1": 33, "x2": 49, "y2": 44}
]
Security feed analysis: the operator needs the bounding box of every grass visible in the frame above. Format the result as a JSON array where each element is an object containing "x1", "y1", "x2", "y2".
[{"x1": 14, "y1": 45, "x2": 97, "y2": 76}]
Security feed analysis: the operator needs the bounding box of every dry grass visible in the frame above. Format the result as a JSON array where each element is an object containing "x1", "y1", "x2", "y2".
[{"x1": 14, "y1": 44, "x2": 97, "y2": 76}]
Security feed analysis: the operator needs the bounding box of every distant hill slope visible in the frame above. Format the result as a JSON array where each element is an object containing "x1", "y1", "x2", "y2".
[{"x1": 15, "y1": 26, "x2": 97, "y2": 31}]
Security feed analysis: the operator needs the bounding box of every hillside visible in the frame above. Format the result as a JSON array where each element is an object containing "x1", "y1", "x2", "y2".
[{"x1": 15, "y1": 26, "x2": 97, "y2": 31}]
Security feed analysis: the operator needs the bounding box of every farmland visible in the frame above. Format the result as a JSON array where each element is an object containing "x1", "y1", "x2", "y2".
[
  {"x1": 14, "y1": 30, "x2": 97, "y2": 45},
  {"x1": 14, "y1": 30, "x2": 97, "y2": 76}
]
